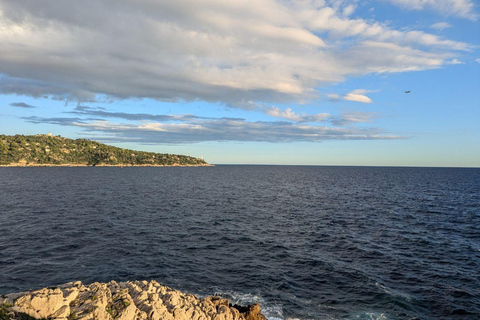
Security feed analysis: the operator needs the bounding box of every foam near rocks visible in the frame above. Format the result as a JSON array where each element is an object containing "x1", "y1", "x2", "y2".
[{"x1": 0, "y1": 280, "x2": 266, "y2": 320}]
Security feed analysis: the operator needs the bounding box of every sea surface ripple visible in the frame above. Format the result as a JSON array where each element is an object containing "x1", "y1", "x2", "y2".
[{"x1": 0, "y1": 166, "x2": 479, "y2": 320}]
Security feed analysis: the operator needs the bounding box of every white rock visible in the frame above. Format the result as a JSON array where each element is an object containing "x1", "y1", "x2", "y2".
[{"x1": 1, "y1": 281, "x2": 266, "y2": 320}]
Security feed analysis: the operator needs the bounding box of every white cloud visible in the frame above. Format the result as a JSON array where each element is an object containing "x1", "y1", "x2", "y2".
[
  {"x1": 263, "y1": 106, "x2": 305, "y2": 122},
  {"x1": 344, "y1": 94, "x2": 372, "y2": 104},
  {"x1": 475, "y1": 58, "x2": 480, "y2": 63},
  {"x1": 430, "y1": 22, "x2": 452, "y2": 30},
  {"x1": 446, "y1": 58, "x2": 465, "y2": 64},
  {"x1": 343, "y1": 4, "x2": 357, "y2": 17},
  {"x1": 331, "y1": 111, "x2": 377, "y2": 126},
  {"x1": 262, "y1": 106, "x2": 330, "y2": 122},
  {"x1": 343, "y1": 89, "x2": 376, "y2": 103},
  {"x1": 225, "y1": 101, "x2": 330, "y2": 122},
  {"x1": 0, "y1": 0, "x2": 472, "y2": 107},
  {"x1": 327, "y1": 93, "x2": 341, "y2": 101},
  {"x1": 384, "y1": 0, "x2": 478, "y2": 20}
]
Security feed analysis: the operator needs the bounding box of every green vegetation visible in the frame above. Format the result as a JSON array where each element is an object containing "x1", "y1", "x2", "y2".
[
  {"x1": 105, "y1": 304, "x2": 114, "y2": 319},
  {"x1": 0, "y1": 134, "x2": 209, "y2": 166},
  {"x1": 0, "y1": 304, "x2": 12, "y2": 320},
  {"x1": 106, "y1": 298, "x2": 130, "y2": 320},
  {"x1": 67, "y1": 311, "x2": 76, "y2": 320},
  {"x1": 0, "y1": 304, "x2": 47, "y2": 320}
]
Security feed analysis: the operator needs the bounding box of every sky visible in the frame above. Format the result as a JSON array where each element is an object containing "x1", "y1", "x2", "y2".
[{"x1": 0, "y1": 0, "x2": 479, "y2": 167}]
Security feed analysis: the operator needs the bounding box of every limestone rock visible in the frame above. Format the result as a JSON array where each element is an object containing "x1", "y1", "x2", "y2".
[{"x1": 0, "y1": 281, "x2": 267, "y2": 320}]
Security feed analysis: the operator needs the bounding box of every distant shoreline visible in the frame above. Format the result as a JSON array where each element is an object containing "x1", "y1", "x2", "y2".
[{"x1": 0, "y1": 163, "x2": 214, "y2": 167}]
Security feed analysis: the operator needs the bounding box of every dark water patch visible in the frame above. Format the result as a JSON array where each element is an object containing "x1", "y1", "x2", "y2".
[{"x1": 0, "y1": 166, "x2": 479, "y2": 319}]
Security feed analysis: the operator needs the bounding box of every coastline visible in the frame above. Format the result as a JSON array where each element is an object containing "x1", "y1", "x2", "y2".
[
  {"x1": 0, "y1": 280, "x2": 265, "y2": 320},
  {"x1": 0, "y1": 163, "x2": 214, "y2": 167},
  {"x1": 0, "y1": 135, "x2": 212, "y2": 168}
]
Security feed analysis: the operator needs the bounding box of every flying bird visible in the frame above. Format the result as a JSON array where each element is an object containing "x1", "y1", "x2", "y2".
[{"x1": 405, "y1": 90, "x2": 411, "y2": 93}]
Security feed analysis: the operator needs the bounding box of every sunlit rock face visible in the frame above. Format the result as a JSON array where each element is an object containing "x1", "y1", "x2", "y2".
[{"x1": 0, "y1": 280, "x2": 266, "y2": 320}]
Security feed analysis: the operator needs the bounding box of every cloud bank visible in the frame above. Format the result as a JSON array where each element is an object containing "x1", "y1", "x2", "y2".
[
  {"x1": 23, "y1": 116, "x2": 400, "y2": 144},
  {"x1": 20, "y1": 105, "x2": 394, "y2": 144},
  {"x1": 0, "y1": 0, "x2": 471, "y2": 107}
]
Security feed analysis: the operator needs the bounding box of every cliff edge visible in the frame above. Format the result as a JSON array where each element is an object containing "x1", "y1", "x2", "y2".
[{"x1": 0, "y1": 280, "x2": 266, "y2": 320}]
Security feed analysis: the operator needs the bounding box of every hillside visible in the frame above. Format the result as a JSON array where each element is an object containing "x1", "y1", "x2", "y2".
[{"x1": 0, "y1": 134, "x2": 210, "y2": 166}]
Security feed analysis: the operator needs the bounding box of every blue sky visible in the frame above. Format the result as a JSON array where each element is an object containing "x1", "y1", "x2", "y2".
[{"x1": 1, "y1": 0, "x2": 479, "y2": 166}]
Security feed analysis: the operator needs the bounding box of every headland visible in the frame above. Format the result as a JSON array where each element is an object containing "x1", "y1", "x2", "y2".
[{"x1": 0, "y1": 134, "x2": 211, "y2": 167}]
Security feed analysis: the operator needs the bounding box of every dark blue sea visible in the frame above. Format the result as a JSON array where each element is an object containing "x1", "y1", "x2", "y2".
[{"x1": 0, "y1": 166, "x2": 479, "y2": 320}]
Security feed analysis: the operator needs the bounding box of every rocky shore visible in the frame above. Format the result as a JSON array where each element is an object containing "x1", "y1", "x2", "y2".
[{"x1": 0, "y1": 281, "x2": 266, "y2": 320}]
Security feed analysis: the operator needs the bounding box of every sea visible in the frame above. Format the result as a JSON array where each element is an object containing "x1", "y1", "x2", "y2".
[{"x1": 0, "y1": 166, "x2": 479, "y2": 320}]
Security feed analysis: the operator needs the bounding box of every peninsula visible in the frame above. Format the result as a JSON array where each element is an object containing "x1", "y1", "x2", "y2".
[
  {"x1": 0, "y1": 280, "x2": 266, "y2": 320},
  {"x1": 0, "y1": 134, "x2": 210, "y2": 167}
]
